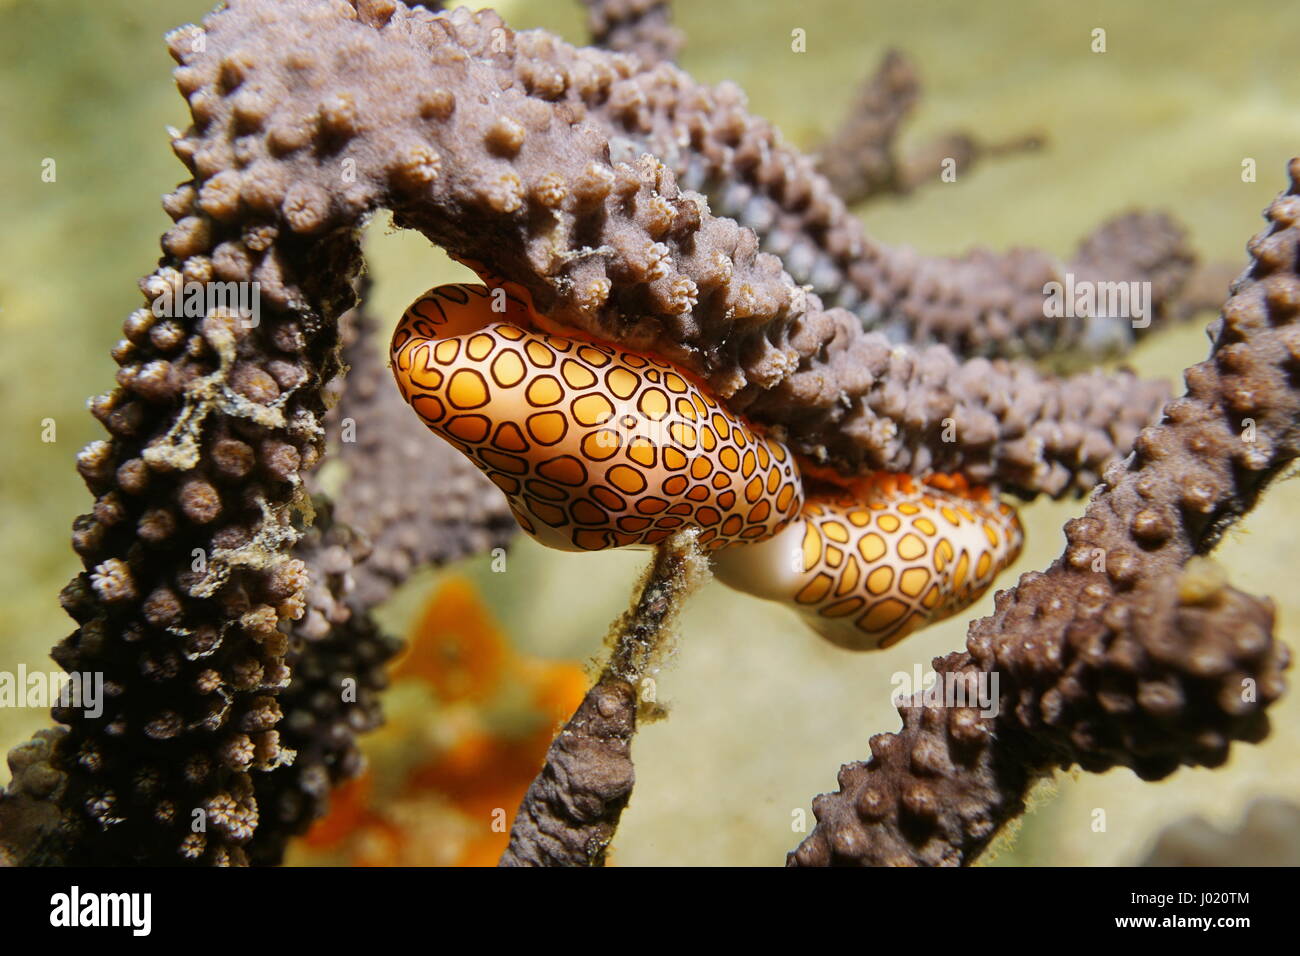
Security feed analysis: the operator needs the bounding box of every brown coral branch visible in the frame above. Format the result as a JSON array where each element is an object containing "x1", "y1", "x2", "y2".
[
  {"x1": 244, "y1": 499, "x2": 401, "y2": 865},
  {"x1": 0, "y1": 184, "x2": 507, "y2": 868},
  {"x1": 1060, "y1": 210, "x2": 1200, "y2": 361},
  {"x1": 788, "y1": 161, "x2": 1300, "y2": 867},
  {"x1": 580, "y1": 0, "x2": 681, "y2": 64},
  {"x1": 38, "y1": 227, "x2": 359, "y2": 865},
  {"x1": 152, "y1": 0, "x2": 1162, "y2": 497},
  {"x1": 501, "y1": 33, "x2": 1190, "y2": 360},
  {"x1": 816, "y1": 49, "x2": 1044, "y2": 206},
  {"x1": 814, "y1": 49, "x2": 920, "y2": 204},
  {"x1": 244, "y1": 288, "x2": 521, "y2": 863},
  {"x1": 894, "y1": 131, "x2": 1046, "y2": 195},
  {"x1": 500, "y1": 530, "x2": 707, "y2": 866}
]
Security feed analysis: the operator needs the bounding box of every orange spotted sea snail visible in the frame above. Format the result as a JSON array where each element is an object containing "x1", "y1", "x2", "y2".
[{"x1": 389, "y1": 266, "x2": 1023, "y2": 651}]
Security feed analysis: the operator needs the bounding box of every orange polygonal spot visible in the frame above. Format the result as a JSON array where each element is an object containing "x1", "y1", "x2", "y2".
[{"x1": 525, "y1": 375, "x2": 564, "y2": 407}]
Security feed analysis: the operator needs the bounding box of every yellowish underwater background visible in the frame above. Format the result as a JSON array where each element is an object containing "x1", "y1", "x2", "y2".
[{"x1": 1, "y1": 0, "x2": 1298, "y2": 865}]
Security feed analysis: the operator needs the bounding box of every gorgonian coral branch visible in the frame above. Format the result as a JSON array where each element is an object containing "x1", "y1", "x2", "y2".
[
  {"x1": 788, "y1": 162, "x2": 1300, "y2": 867},
  {"x1": 0, "y1": 0, "x2": 1198, "y2": 865},
  {"x1": 155, "y1": 0, "x2": 1166, "y2": 497},
  {"x1": 815, "y1": 49, "x2": 1044, "y2": 207},
  {"x1": 248, "y1": 287, "x2": 518, "y2": 863},
  {"x1": 38, "y1": 224, "x2": 359, "y2": 865},
  {"x1": 814, "y1": 49, "x2": 921, "y2": 205},
  {"x1": 580, "y1": 0, "x2": 681, "y2": 65},
  {"x1": 483, "y1": 24, "x2": 1193, "y2": 359},
  {"x1": 245, "y1": 500, "x2": 400, "y2": 865}
]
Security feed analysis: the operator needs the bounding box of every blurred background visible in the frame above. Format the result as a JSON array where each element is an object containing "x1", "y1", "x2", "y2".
[{"x1": 2, "y1": 0, "x2": 1299, "y2": 865}]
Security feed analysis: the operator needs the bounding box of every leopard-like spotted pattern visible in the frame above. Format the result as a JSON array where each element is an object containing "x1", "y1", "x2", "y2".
[
  {"x1": 391, "y1": 283, "x2": 803, "y2": 553},
  {"x1": 390, "y1": 276, "x2": 1024, "y2": 651},
  {"x1": 710, "y1": 475, "x2": 1023, "y2": 650}
]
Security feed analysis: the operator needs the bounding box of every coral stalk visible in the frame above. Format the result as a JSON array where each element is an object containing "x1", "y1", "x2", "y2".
[
  {"x1": 148, "y1": 0, "x2": 1168, "y2": 497},
  {"x1": 492, "y1": 28, "x2": 1192, "y2": 359}
]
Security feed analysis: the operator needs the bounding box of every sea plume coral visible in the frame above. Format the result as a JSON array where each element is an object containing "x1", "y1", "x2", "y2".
[{"x1": 0, "y1": 0, "x2": 1290, "y2": 869}]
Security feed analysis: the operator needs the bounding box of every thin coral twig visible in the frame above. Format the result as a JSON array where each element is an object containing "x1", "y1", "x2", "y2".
[{"x1": 500, "y1": 530, "x2": 708, "y2": 866}]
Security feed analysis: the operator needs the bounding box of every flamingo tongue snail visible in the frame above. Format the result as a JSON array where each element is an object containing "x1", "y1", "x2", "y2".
[
  {"x1": 389, "y1": 280, "x2": 805, "y2": 553},
  {"x1": 709, "y1": 474, "x2": 1022, "y2": 650},
  {"x1": 389, "y1": 269, "x2": 1023, "y2": 651}
]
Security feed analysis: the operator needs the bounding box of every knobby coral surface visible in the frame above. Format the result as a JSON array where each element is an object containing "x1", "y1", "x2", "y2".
[
  {"x1": 150, "y1": 0, "x2": 1173, "y2": 499},
  {"x1": 515, "y1": 32, "x2": 1194, "y2": 362},
  {"x1": 0, "y1": 0, "x2": 1286, "y2": 867}
]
